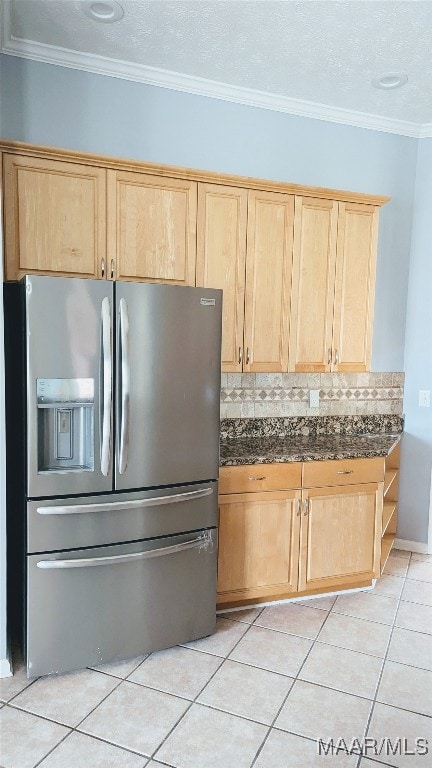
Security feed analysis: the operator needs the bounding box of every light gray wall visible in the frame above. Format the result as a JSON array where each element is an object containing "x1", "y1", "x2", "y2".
[
  {"x1": 0, "y1": 55, "x2": 417, "y2": 371},
  {"x1": 399, "y1": 139, "x2": 432, "y2": 545}
]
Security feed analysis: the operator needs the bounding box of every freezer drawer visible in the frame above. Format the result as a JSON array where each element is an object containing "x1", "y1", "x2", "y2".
[
  {"x1": 27, "y1": 529, "x2": 217, "y2": 677},
  {"x1": 27, "y1": 482, "x2": 217, "y2": 553}
]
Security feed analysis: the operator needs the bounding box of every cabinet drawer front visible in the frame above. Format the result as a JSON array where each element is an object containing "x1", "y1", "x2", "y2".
[
  {"x1": 303, "y1": 457, "x2": 384, "y2": 487},
  {"x1": 219, "y1": 463, "x2": 302, "y2": 494}
]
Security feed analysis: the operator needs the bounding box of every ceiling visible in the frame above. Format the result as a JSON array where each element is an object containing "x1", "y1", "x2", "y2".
[{"x1": 2, "y1": 0, "x2": 432, "y2": 137}]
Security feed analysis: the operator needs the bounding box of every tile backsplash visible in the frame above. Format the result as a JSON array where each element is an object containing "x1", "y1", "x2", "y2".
[{"x1": 220, "y1": 372, "x2": 404, "y2": 418}]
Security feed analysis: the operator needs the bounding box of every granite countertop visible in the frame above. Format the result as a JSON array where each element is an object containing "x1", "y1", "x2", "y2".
[{"x1": 220, "y1": 432, "x2": 401, "y2": 466}]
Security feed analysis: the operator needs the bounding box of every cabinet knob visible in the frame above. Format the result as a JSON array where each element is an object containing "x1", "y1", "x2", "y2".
[
  {"x1": 335, "y1": 349, "x2": 339, "y2": 365},
  {"x1": 101, "y1": 258, "x2": 105, "y2": 278},
  {"x1": 246, "y1": 347, "x2": 250, "y2": 365},
  {"x1": 110, "y1": 259, "x2": 115, "y2": 279},
  {"x1": 327, "y1": 348, "x2": 332, "y2": 365},
  {"x1": 336, "y1": 470, "x2": 353, "y2": 475},
  {"x1": 238, "y1": 347, "x2": 243, "y2": 366},
  {"x1": 248, "y1": 476, "x2": 266, "y2": 481},
  {"x1": 303, "y1": 498, "x2": 310, "y2": 516}
]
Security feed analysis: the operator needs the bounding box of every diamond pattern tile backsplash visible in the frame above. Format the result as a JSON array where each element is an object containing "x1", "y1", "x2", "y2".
[{"x1": 220, "y1": 372, "x2": 404, "y2": 418}]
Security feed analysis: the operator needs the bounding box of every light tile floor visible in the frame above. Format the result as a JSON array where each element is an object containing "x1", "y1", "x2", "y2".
[{"x1": 1, "y1": 549, "x2": 431, "y2": 768}]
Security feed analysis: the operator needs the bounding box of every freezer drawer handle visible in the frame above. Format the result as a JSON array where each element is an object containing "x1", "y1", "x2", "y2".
[
  {"x1": 36, "y1": 486, "x2": 214, "y2": 515},
  {"x1": 100, "y1": 297, "x2": 112, "y2": 476},
  {"x1": 36, "y1": 531, "x2": 214, "y2": 569}
]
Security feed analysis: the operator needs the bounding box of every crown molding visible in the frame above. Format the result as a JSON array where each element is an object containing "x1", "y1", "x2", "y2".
[{"x1": 2, "y1": 14, "x2": 432, "y2": 139}]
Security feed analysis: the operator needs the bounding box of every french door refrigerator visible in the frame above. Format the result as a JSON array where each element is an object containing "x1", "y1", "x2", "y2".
[{"x1": 5, "y1": 276, "x2": 222, "y2": 677}]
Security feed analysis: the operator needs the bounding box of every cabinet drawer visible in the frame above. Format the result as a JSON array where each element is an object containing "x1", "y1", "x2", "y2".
[
  {"x1": 219, "y1": 463, "x2": 302, "y2": 494},
  {"x1": 303, "y1": 457, "x2": 384, "y2": 487}
]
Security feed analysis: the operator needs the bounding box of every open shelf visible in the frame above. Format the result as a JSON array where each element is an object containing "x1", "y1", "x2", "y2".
[
  {"x1": 381, "y1": 533, "x2": 395, "y2": 573},
  {"x1": 383, "y1": 502, "x2": 397, "y2": 535},
  {"x1": 384, "y1": 470, "x2": 398, "y2": 497}
]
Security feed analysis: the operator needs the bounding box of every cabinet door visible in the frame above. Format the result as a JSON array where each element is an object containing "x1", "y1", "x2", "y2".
[
  {"x1": 332, "y1": 203, "x2": 379, "y2": 372},
  {"x1": 196, "y1": 183, "x2": 248, "y2": 372},
  {"x1": 244, "y1": 190, "x2": 294, "y2": 372},
  {"x1": 3, "y1": 154, "x2": 106, "y2": 281},
  {"x1": 107, "y1": 170, "x2": 197, "y2": 284},
  {"x1": 298, "y1": 483, "x2": 382, "y2": 592},
  {"x1": 217, "y1": 490, "x2": 301, "y2": 602},
  {"x1": 289, "y1": 197, "x2": 338, "y2": 371}
]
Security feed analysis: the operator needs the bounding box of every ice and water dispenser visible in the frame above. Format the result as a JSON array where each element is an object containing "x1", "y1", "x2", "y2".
[{"x1": 37, "y1": 378, "x2": 95, "y2": 472}]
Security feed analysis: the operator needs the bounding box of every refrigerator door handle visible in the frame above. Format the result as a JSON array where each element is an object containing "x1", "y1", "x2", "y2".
[
  {"x1": 118, "y1": 298, "x2": 130, "y2": 474},
  {"x1": 100, "y1": 297, "x2": 112, "y2": 477},
  {"x1": 36, "y1": 531, "x2": 214, "y2": 569},
  {"x1": 36, "y1": 486, "x2": 214, "y2": 515}
]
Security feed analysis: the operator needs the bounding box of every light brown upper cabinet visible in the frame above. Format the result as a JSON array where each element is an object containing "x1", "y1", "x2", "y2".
[
  {"x1": 3, "y1": 154, "x2": 106, "y2": 281},
  {"x1": 289, "y1": 197, "x2": 380, "y2": 372},
  {"x1": 197, "y1": 184, "x2": 294, "y2": 372},
  {"x1": 196, "y1": 184, "x2": 248, "y2": 371},
  {"x1": 107, "y1": 170, "x2": 197, "y2": 284},
  {"x1": 332, "y1": 202, "x2": 379, "y2": 371}
]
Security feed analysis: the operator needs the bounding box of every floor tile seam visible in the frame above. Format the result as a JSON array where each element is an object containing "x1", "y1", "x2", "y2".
[
  {"x1": 150, "y1": 619, "x2": 261, "y2": 762},
  {"x1": 221, "y1": 655, "x2": 297, "y2": 680},
  {"x1": 383, "y1": 656, "x2": 432, "y2": 674},
  {"x1": 1, "y1": 674, "x2": 41, "y2": 706},
  {"x1": 8, "y1": 672, "x2": 127, "y2": 733},
  {"x1": 90, "y1": 655, "x2": 149, "y2": 681},
  {"x1": 30, "y1": 723, "x2": 150, "y2": 768},
  {"x1": 318, "y1": 608, "x2": 401, "y2": 629},
  {"x1": 311, "y1": 638, "x2": 391, "y2": 662},
  {"x1": 253, "y1": 603, "x2": 334, "y2": 618},
  {"x1": 330, "y1": 609, "x2": 397, "y2": 627},
  {"x1": 250, "y1": 602, "x2": 337, "y2": 767},
  {"x1": 403, "y1": 575, "x2": 432, "y2": 586},
  {"x1": 361, "y1": 582, "x2": 405, "y2": 760},
  {"x1": 75, "y1": 723, "x2": 155, "y2": 758},
  {"x1": 31, "y1": 726, "x2": 73, "y2": 768},
  {"x1": 389, "y1": 624, "x2": 432, "y2": 639},
  {"x1": 175, "y1": 697, "x2": 279, "y2": 728},
  {"x1": 399, "y1": 596, "x2": 432, "y2": 609},
  {"x1": 251, "y1": 622, "x2": 324, "y2": 641},
  {"x1": 372, "y1": 699, "x2": 432, "y2": 720}
]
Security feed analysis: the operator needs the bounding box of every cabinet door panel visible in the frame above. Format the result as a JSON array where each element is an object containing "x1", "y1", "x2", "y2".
[
  {"x1": 217, "y1": 490, "x2": 301, "y2": 600},
  {"x1": 289, "y1": 197, "x2": 338, "y2": 371},
  {"x1": 108, "y1": 170, "x2": 197, "y2": 284},
  {"x1": 332, "y1": 203, "x2": 379, "y2": 372},
  {"x1": 196, "y1": 184, "x2": 247, "y2": 372},
  {"x1": 4, "y1": 154, "x2": 106, "y2": 281},
  {"x1": 298, "y1": 483, "x2": 382, "y2": 591},
  {"x1": 244, "y1": 191, "x2": 294, "y2": 372}
]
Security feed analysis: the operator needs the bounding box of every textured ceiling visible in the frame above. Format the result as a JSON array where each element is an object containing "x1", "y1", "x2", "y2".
[{"x1": 3, "y1": 0, "x2": 432, "y2": 131}]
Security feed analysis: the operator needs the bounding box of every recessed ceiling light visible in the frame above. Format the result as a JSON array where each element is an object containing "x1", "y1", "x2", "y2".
[
  {"x1": 372, "y1": 73, "x2": 408, "y2": 90},
  {"x1": 82, "y1": 1, "x2": 124, "y2": 23}
]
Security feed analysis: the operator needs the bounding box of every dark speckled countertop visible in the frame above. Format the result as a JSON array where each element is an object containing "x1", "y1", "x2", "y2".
[{"x1": 220, "y1": 432, "x2": 401, "y2": 466}]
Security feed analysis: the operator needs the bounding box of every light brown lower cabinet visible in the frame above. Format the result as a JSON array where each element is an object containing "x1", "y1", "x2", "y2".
[{"x1": 217, "y1": 461, "x2": 385, "y2": 607}]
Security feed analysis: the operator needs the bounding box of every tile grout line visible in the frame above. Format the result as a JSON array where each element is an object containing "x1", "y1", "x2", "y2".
[
  {"x1": 148, "y1": 607, "x2": 269, "y2": 763},
  {"x1": 248, "y1": 598, "x2": 340, "y2": 767},
  {"x1": 353, "y1": 550, "x2": 413, "y2": 768}
]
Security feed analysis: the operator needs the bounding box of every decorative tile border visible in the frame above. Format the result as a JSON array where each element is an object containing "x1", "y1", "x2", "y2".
[{"x1": 220, "y1": 372, "x2": 404, "y2": 418}]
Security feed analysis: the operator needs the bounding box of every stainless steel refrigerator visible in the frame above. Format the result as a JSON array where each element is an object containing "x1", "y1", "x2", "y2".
[{"x1": 4, "y1": 276, "x2": 222, "y2": 677}]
